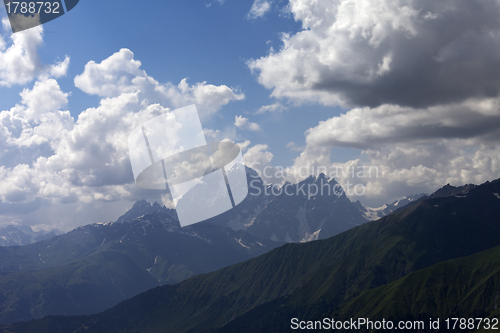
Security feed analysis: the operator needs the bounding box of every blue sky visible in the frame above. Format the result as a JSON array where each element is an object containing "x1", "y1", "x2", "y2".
[
  {"x1": 56, "y1": 0, "x2": 355, "y2": 164},
  {"x1": 1, "y1": 0, "x2": 500, "y2": 230}
]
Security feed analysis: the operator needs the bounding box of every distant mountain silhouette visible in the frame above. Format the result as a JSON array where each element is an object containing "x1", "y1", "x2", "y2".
[{"x1": 0, "y1": 225, "x2": 63, "y2": 247}]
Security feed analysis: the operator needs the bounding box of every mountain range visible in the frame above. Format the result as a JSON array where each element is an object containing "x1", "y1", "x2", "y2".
[
  {"x1": 354, "y1": 193, "x2": 427, "y2": 221},
  {"x1": 200, "y1": 168, "x2": 369, "y2": 243},
  {"x1": 0, "y1": 225, "x2": 63, "y2": 247},
  {"x1": 2, "y1": 177, "x2": 498, "y2": 332},
  {"x1": 0, "y1": 200, "x2": 281, "y2": 324},
  {"x1": 0, "y1": 166, "x2": 374, "y2": 324},
  {"x1": 0, "y1": 167, "x2": 430, "y2": 247}
]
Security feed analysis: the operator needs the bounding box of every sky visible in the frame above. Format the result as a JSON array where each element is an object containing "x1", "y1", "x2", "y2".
[{"x1": 0, "y1": 0, "x2": 499, "y2": 231}]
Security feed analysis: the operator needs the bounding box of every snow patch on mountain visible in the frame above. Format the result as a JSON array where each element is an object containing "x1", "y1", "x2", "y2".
[
  {"x1": 235, "y1": 238, "x2": 250, "y2": 249},
  {"x1": 356, "y1": 193, "x2": 428, "y2": 221},
  {"x1": 300, "y1": 229, "x2": 321, "y2": 243}
]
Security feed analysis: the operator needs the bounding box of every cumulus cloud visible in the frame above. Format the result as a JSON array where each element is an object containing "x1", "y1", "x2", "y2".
[
  {"x1": 248, "y1": 0, "x2": 500, "y2": 108},
  {"x1": 75, "y1": 48, "x2": 244, "y2": 117},
  {"x1": 287, "y1": 96, "x2": 500, "y2": 204},
  {"x1": 0, "y1": 87, "x2": 153, "y2": 208},
  {"x1": 286, "y1": 142, "x2": 305, "y2": 152},
  {"x1": 244, "y1": 143, "x2": 273, "y2": 166},
  {"x1": 0, "y1": 18, "x2": 69, "y2": 86},
  {"x1": 248, "y1": 122, "x2": 261, "y2": 131},
  {"x1": 247, "y1": 0, "x2": 272, "y2": 19},
  {"x1": 285, "y1": 142, "x2": 500, "y2": 206},
  {"x1": 305, "y1": 98, "x2": 500, "y2": 149},
  {"x1": 234, "y1": 115, "x2": 248, "y2": 127},
  {"x1": 255, "y1": 102, "x2": 286, "y2": 114},
  {"x1": 0, "y1": 79, "x2": 72, "y2": 169},
  {"x1": 237, "y1": 140, "x2": 251, "y2": 152},
  {"x1": 203, "y1": 128, "x2": 221, "y2": 139},
  {"x1": 244, "y1": 0, "x2": 500, "y2": 205},
  {"x1": 297, "y1": 94, "x2": 500, "y2": 203},
  {"x1": 234, "y1": 115, "x2": 261, "y2": 131},
  {"x1": 0, "y1": 48, "x2": 245, "y2": 229},
  {"x1": 242, "y1": 143, "x2": 285, "y2": 184},
  {"x1": 74, "y1": 49, "x2": 143, "y2": 97}
]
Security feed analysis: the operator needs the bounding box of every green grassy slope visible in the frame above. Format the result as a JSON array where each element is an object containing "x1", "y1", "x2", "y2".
[
  {"x1": 338, "y1": 245, "x2": 500, "y2": 322},
  {"x1": 216, "y1": 246, "x2": 500, "y2": 333}
]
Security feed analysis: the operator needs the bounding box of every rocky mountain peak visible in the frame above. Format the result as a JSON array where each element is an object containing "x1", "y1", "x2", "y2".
[
  {"x1": 116, "y1": 200, "x2": 176, "y2": 224},
  {"x1": 430, "y1": 183, "x2": 477, "y2": 198}
]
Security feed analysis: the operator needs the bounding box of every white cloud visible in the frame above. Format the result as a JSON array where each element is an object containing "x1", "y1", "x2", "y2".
[
  {"x1": 248, "y1": 122, "x2": 261, "y2": 131},
  {"x1": 74, "y1": 48, "x2": 143, "y2": 97},
  {"x1": 234, "y1": 115, "x2": 261, "y2": 131},
  {"x1": 180, "y1": 78, "x2": 245, "y2": 116},
  {"x1": 0, "y1": 18, "x2": 69, "y2": 86},
  {"x1": 285, "y1": 142, "x2": 500, "y2": 206},
  {"x1": 248, "y1": 0, "x2": 500, "y2": 108},
  {"x1": 247, "y1": 0, "x2": 272, "y2": 19},
  {"x1": 286, "y1": 142, "x2": 305, "y2": 152},
  {"x1": 0, "y1": 48, "x2": 246, "y2": 229},
  {"x1": 243, "y1": 143, "x2": 286, "y2": 184},
  {"x1": 237, "y1": 140, "x2": 251, "y2": 152},
  {"x1": 305, "y1": 98, "x2": 500, "y2": 149},
  {"x1": 0, "y1": 88, "x2": 150, "y2": 206},
  {"x1": 18, "y1": 79, "x2": 69, "y2": 120},
  {"x1": 292, "y1": 94, "x2": 500, "y2": 204},
  {"x1": 75, "y1": 48, "x2": 244, "y2": 117},
  {"x1": 243, "y1": 143, "x2": 273, "y2": 166},
  {"x1": 0, "y1": 79, "x2": 72, "y2": 160},
  {"x1": 243, "y1": 0, "x2": 500, "y2": 204},
  {"x1": 234, "y1": 115, "x2": 248, "y2": 127},
  {"x1": 255, "y1": 102, "x2": 286, "y2": 114},
  {"x1": 203, "y1": 128, "x2": 221, "y2": 139}
]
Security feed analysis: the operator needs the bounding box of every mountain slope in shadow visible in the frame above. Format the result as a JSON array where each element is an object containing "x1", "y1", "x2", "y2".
[{"x1": 0, "y1": 203, "x2": 281, "y2": 325}]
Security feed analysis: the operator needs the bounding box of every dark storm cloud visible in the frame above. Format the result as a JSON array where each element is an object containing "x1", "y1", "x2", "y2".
[{"x1": 250, "y1": 0, "x2": 500, "y2": 108}]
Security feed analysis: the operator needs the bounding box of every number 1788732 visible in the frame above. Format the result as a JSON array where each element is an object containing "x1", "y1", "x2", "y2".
[{"x1": 5, "y1": 2, "x2": 60, "y2": 14}]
